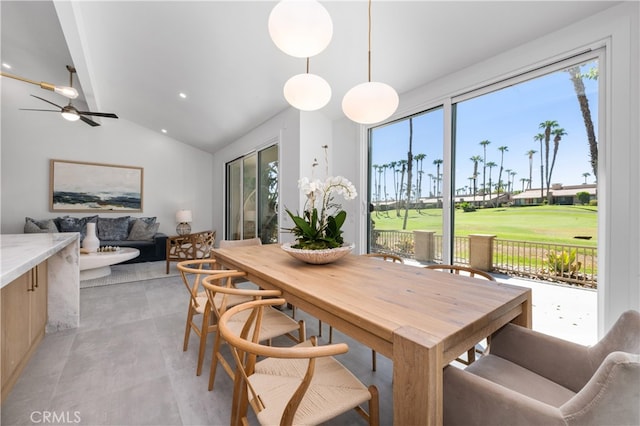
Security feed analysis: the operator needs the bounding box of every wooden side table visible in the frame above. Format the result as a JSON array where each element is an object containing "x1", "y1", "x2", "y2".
[{"x1": 165, "y1": 230, "x2": 216, "y2": 273}]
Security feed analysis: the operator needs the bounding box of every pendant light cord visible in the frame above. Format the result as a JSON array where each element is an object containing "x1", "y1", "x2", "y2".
[{"x1": 367, "y1": 0, "x2": 372, "y2": 82}]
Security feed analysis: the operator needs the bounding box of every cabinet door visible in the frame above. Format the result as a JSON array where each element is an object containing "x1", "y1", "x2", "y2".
[
  {"x1": 1, "y1": 271, "x2": 31, "y2": 392},
  {"x1": 30, "y1": 262, "x2": 48, "y2": 341}
]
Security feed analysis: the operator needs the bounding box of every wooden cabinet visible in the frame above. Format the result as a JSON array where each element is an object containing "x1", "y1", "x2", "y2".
[{"x1": 1, "y1": 261, "x2": 48, "y2": 402}]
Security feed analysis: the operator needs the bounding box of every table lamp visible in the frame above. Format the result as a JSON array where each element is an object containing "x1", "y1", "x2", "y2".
[{"x1": 175, "y1": 210, "x2": 192, "y2": 235}]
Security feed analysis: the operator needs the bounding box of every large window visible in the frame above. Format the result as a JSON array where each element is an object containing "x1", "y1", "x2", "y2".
[
  {"x1": 226, "y1": 144, "x2": 279, "y2": 243},
  {"x1": 369, "y1": 52, "x2": 600, "y2": 288},
  {"x1": 368, "y1": 107, "x2": 444, "y2": 255}
]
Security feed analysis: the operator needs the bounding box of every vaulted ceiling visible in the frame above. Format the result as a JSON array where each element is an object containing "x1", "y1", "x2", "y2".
[{"x1": 1, "y1": 1, "x2": 620, "y2": 153}]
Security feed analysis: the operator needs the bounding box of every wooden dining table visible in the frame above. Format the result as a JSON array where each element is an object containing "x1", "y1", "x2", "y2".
[{"x1": 213, "y1": 244, "x2": 532, "y2": 425}]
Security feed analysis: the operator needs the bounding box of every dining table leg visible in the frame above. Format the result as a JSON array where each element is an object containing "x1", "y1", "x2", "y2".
[{"x1": 393, "y1": 325, "x2": 443, "y2": 426}]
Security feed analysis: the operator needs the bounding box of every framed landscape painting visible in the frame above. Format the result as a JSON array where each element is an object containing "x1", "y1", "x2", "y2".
[{"x1": 50, "y1": 159, "x2": 143, "y2": 212}]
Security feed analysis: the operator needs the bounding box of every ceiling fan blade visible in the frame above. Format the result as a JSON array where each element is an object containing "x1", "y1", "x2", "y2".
[
  {"x1": 78, "y1": 111, "x2": 119, "y2": 119},
  {"x1": 30, "y1": 94, "x2": 64, "y2": 109},
  {"x1": 80, "y1": 116, "x2": 100, "y2": 127},
  {"x1": 19, "y1": 108, "x2": 61, "y2": 112}
]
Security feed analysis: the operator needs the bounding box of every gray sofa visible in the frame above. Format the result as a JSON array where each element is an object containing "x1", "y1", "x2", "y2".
[{"x1": 24, "y1": 215, "x2": 167, "y2": 264}]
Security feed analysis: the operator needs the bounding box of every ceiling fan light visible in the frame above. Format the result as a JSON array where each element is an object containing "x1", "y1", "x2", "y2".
[
  {"x1": 61, "y1": 111, "x2": 80, "y2": 122},
  {"x1": 54, "y1": 85, "x2": 79, "y2": 99},
  {"x1": 268, "y1": 0, "x2": 333, "y2": 58},
  {"x1": 342, "y1": 81, "x2": 399, "y2": 124},
  {"x1": 283, "y1": 73, "x2": 331, "y2": 111}
]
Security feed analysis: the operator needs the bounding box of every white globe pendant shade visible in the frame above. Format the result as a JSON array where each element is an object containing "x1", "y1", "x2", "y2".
[
  {"x1": 268, "y1": 0, "x2": 333, "y2": 58},
  {"x1": 342, "y1": 81, "x2": 399, "y2": 124},
  {"x1": 284, "y1": 73, "x2": 331, "y2": 111}
]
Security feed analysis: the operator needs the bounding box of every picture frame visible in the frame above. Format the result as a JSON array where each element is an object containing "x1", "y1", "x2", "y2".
[{"x1": 50, "y1": 159, "x2": 143, "y2": 212}]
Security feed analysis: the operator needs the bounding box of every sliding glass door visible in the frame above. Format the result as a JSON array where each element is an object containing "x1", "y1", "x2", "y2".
[{"x1": 225, "y1": 144, "x2": 278, "y2": 243}]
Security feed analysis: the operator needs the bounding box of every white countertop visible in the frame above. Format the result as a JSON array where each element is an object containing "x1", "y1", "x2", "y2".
[{"x1": 1, "y1": 233, "x2": 79, "y2": 288}]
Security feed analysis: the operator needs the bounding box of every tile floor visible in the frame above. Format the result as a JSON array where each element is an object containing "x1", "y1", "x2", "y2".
[
  {"x1": 1, "y1": 271, "x2": 598, "y2": 426},
  {"x1": 1, "y1": 275, "x2": 393, "y2": 426}
]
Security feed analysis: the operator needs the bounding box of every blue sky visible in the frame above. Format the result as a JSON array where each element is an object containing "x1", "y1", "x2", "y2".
[{"x1": 370, "y1": 60, "x2": 598, "y2": 200}]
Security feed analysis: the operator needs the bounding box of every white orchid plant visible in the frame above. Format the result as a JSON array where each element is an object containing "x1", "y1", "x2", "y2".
[{"x1": 285, "y1": 146, "x2": 357, "y2": 250}]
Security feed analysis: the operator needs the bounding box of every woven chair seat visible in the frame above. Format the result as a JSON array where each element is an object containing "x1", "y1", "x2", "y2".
[{"x1": 251, "y1": 340, "x2": 373, "y2": 425}]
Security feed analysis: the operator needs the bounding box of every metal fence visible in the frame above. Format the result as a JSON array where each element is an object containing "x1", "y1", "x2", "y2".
[{"x1": 371, "y1": 230, "x2": 597, "y2": 288}]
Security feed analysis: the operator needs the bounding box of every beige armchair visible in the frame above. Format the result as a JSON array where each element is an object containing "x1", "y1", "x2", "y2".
[{"x1": 443, "y1": 310, "x2": 640, "y2": 425}]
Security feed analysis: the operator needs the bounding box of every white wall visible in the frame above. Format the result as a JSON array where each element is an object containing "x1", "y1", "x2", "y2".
[{"x1": 1, "y1": 79, "x2": 214, "y2": 236}]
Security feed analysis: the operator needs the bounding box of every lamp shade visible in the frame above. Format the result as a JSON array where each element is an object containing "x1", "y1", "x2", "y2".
[
  {"x1": 175, "y1": 209, "x2": 192, "y2": 223},
  {"x1": 283, "y1": 73, "x2": 331, "y2": 111},
  {"x1": 268, "y1": 0, "x2": 333, "y2": 58},
  {"x1": 341, "y1": 81, "x2": 399, "y2": 124}
]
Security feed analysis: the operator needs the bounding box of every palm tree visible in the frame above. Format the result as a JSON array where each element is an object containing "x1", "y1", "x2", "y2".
[
  {"x1": 388, "y1": 161, "x2": 398, "y2": 210},
  {"x1": 377, "y1": 166, "x2": 384, "y2": 203},
  {"x1": 403, "y1": 118, "x2": 414, "y2": 230},
  {"x1": 428, "y1": 173, "x2": 434, "y2": 197},
  {"x1": 397, "y1": 159, "x2": 407, "y2": 216},
  {"x1": 372, "y1": 164, "x2": 380, "y2": 201},
  {"x1": 568, "y1": 65, "x2": 598, "y2": 178},
  {"x1": 470, "y1": 155, "x2": 482, "y2": 198},
  {"x1": 509, "y1": 170, "x2": 517, "y2": 193},
  {"x1": 479, "y1": 140, "x2": 491, "y2": 202},
  {"x1": 547, "y1": 128, "x2": 567, "y2": 200},
  {"x1": 582, "y1": 172, "x2": 591, "y2": 184},
  {"x1": 497, "y1": 145, "x2": 509, "y2": 203},
  {"x1": 534, "y1": 133, "x2": 545, "y2": 200},
  {"x1": 525, "y1": 149, "x2": 537, "y2": 189},
  {"x1": 414, "y1": 153, "x2": 427, "y2": 205},
  {"x1": 485, "y1": 161, "x2": 497, "y2": 206},
  {"x1": 520, "y1": 177, "x2": 529, "y2": 192},
  {"x1": 539, "y1": 120, "x2": 559, "y2": 199},
  {"x1": 382, "y1": 164, "x2": 389, "y2": 203},
  {"x1": 433, "y1": 159, "x2": 443, "y2": 202}
]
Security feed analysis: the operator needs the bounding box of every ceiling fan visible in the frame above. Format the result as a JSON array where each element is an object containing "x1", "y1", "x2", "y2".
[{"x1": 19, "y1": 65, "x2": 118, "y2": 127}]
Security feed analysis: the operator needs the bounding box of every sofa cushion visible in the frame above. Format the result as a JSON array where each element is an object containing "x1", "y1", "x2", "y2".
[
  {"x1": 57, "y1": 215, "x2": 98, "y2": 240},
  {"x1": 128, "y1": 219, "x2": 159, "y2": 241},
  {"x1": 24, "y1": 217, "x2": 59, "y2": 233},
  {"x1": 128, "y1": 216, "x2": 157, "y2": 233},
  {"x1": 98, "y1": 216, "x2": 131, "y2": 241}
]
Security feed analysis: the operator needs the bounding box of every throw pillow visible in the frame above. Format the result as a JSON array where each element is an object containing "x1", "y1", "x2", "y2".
[
  {"x1": 127, "y1": 219, "x2": 159, "y2": 241},
  {"x1": 57, "y1": 215, "x2": 98, "y2": 241},
  {"x1": 128, "y1": 216, "x2": 157, "y2": 233},
  {"x1": 97, "y1": 216, "x2": 131, "y2": 241},
  {"x1": 24, "y1": 217, "x2": 59, "y2": 233}
]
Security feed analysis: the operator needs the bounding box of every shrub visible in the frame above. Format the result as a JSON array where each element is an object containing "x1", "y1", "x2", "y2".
[
  {"x1": 546, "y1": 249, "x2": 582, "y2": 275},
  {"x1": 576, "y1": 191, "x2": 590, "y2": 205},
  {"x1": 459, "y1": 201, "x2": 476, "y2": 212}
]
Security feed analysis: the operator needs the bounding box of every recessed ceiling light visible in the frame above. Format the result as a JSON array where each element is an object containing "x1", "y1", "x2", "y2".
[
  {"x1": 161, "y1": 129, "x2": 167, "y2": 133},
  {"x1": 2, "y1": 63, "x2": 12, "y2": 69},
  {"x1": 179, "y1": 92, "x2": 187, "y2": 99}
]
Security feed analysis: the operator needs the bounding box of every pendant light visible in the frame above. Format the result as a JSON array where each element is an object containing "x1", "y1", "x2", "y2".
[
  {"x1": 283, "y1": 58, "x2": 331, "y2": 111},
  {"x1": 342, "y1": 0, "x2": 398, "y2": 124},
  {"x1": 268, "y1": 0, "x2": 333, "y2": 58}
]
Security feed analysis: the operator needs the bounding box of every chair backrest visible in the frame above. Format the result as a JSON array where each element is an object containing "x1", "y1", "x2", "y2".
[
  {"x1": 425, "y1": 264, "x2": 496, "y2": 281},
  {"x1": 362, "y1": 253, "x2": 404, "y2": 263},
  {"x1": 218, "y1": 298, "x2": 350, "y2": 421},
  {"x1": 201, "y1": 271, "x2": 281, "y2": 320},
  {"x1": 219, "y1": 237, "x2": 262, "y2": 248},
  {"x1": 177, "y1": 259, "x2": 234, "y2": 307}
]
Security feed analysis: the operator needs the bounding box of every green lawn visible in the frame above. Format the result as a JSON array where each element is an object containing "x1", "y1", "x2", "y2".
[{"x1": 371, "y1": 205, "x2": 598, "y2": 246}]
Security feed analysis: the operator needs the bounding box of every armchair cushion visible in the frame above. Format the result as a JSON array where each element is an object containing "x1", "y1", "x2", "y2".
[{"x1": 465, "y1": 354, "x2": 575, "y2": 407}]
